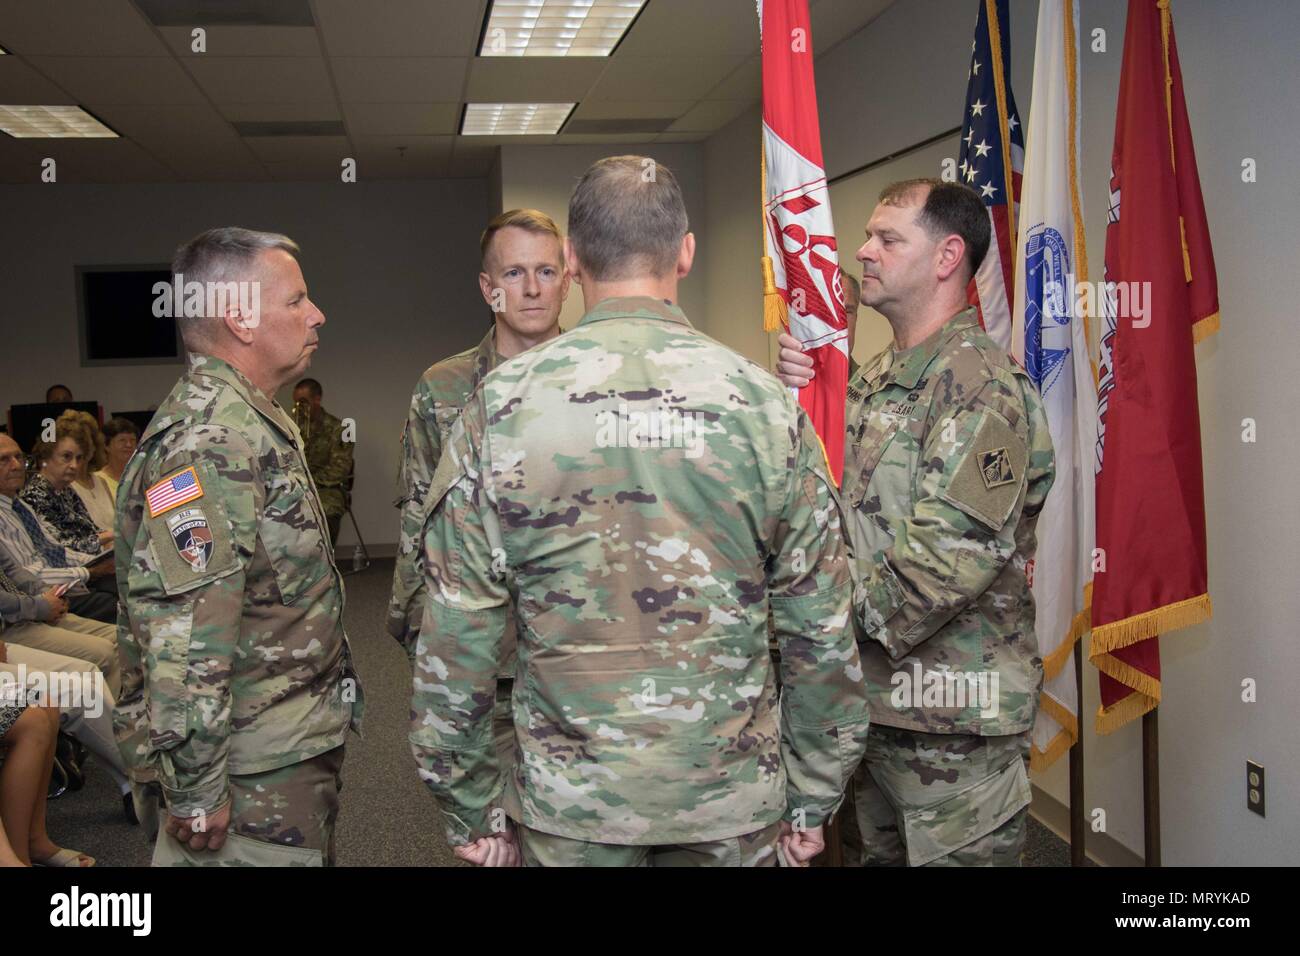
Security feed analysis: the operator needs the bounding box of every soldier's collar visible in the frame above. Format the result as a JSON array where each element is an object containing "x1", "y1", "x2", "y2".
[
  {"x1": 187, "y1": 354, "x2": 299, "y2": 441},
  {"x1": 576, "y1": 295, "x2": 691, "y2": 329},
  {"x1": 480, "y1": 327, "x2": 502, "y2": 369},
  {"x1": 886, "y1": 307, "x2": 980, "y2": 389}
]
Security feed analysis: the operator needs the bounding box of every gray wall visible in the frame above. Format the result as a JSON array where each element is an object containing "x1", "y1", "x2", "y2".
[{"x1": 0, "y1": 180, "x2": 491, "y2": 552}]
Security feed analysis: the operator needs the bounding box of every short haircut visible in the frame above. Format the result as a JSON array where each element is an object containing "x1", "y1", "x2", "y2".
[
  {"x1": 878, "y1": 178, "x2": 990, "y2": 280},
  {"x1": 45, "y1": 385, "x2": 72, "y2": 402},
  {"x1": 102, "y1": 416, "x2": 141, "y2": 443},
  {"x1": 567, "y1": 155, "x2": 688, "y2": 281},
  {"x1": 839, "y1": 268, "x2": 861, "y2": 308},
  {"x1": 480, "y1": 208, "x2": 563, "y2": 269},
  {"x1": 170, "y1": 226, "x2": 301, "y2": 349},
  {"x1": 294, "y1": 378, "x2": 323, "y2": 399}
]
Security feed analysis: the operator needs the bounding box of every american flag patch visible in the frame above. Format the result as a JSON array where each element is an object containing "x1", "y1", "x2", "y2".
[{"x1": 146, "y1": 466, "x2": 204, "y2": 518}]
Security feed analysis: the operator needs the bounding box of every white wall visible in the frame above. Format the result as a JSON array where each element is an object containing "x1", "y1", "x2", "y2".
[
  {"x1": 497, "y1": 143, "x2": 707, "y2": 331},
  {"x1": 699, "y1": 0, "x2": 1300, "y2": 864},
  {"x1": 0, "y1": 180, "x2": 491, "y2": 552}
]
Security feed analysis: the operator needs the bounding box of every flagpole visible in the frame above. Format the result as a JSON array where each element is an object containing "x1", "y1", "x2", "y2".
[
  {"x1": 1069, "y1": 639, "x2": 1085, "y2": 865},
  {"x1": 1143, "y1": 708, "x2": 1160, "y2": 865}
]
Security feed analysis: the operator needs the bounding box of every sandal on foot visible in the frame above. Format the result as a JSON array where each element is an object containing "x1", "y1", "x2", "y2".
[{"x1": 32, "y1": 848, "x2": 95, "y2": 867}]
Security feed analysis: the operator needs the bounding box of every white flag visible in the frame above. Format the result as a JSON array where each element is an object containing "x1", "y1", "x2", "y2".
[{"x1": 1010, "y1": 0, "x2": 1096, "y2": 771}]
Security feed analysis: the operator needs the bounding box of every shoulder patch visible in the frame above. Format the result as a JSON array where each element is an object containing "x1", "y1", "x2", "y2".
[
  {"x1": 146, "y1": 466, "x2": 204, "y2": 517},
  {"x1": 940, "y1": 408, "x2": 1027, "y2": 530}
]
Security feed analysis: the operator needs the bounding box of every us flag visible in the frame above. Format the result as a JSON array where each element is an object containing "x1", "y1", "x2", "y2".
[
  {"x1": 146, "y1": 466, "x2": 204, "y2": 517},
  {"x1": 959, "y1": 0, "x2": 1024, "y2": 351}
]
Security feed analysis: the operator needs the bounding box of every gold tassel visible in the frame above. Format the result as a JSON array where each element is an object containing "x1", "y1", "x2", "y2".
[{"x1": 760, "y1": 147, "x2": 786, "y2": 333}]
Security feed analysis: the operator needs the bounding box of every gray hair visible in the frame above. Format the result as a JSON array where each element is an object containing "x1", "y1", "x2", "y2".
[
  {"x1": 171, "y1": 226, "x2": 300, "y2": 348},
  {"x1": 567, "y1": 156, "x2": 688, "y2": 281}
]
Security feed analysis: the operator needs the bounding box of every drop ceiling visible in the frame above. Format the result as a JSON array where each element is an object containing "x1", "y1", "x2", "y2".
[{"x1": 0, "y1": 0, "x2": 892, "y2": 183}]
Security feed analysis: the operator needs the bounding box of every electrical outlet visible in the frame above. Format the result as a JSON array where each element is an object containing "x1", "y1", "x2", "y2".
[{"x1": 1247, "y1": 760, "x2": 1265, "y2": 817}]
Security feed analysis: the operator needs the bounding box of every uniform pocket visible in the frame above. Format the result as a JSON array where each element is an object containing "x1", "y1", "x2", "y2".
[
  {"x1": 899, "y1": 748, "x2": 1031, "y2": 867},
  {"x1": 261, "y1": 477, "x2": 329, "y2": 605}
]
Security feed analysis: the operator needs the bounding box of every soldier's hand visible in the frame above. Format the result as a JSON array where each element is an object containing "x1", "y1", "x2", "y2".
[
  {"x1": 778, "y1": 819, "x2": 825, "y2": 867},
  {"x1": 453, "y1": 832, "x2": 521, "y2": 868},
  {"x1": 776, "y1": 333, "x2": 815, "y2": 388},
  {"x1": 164, "y1": 801, "x2": 232, "y2": 853},
  {"x1": 97, "y1": 530, "x2": 115, "y2": 549}
]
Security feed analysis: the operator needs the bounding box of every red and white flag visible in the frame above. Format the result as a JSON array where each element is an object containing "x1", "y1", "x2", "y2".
[{"x1": 759, "y1": 0, "x2": 847, "y2": 484}]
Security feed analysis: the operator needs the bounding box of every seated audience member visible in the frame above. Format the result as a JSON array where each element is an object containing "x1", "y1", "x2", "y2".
[
  {"x1": 0, "y1": 559, "x2": 120, "y2": 697},
  {"x1": 97, "y1": 417, "x2": 140, "y2": 498},
  {"x1": 44, "y1": 385, "x2": 73, "y2": 404},
  {"x1": 0, "y1": 639, "x2": 135, "y2": 824},
  {"x1": 20, "y1": 418, "x2": 113, "y2": 555},
  {"x1": 59, "y1": 412, "x2": 115, "y2": 533},
  {"x1": 0, "y1": 435, "x2": 116, "y2": 624},
  {"x1": 0, "y1": 703, "x2": 94, "y2": 867}
]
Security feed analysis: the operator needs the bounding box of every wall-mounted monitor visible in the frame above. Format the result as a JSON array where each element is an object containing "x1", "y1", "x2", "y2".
[{"x1": 75, "y1": 264, "x2": 181, "y2": 366}]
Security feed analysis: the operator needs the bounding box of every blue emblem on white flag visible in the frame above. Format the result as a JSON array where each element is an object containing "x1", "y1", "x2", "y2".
[{"x1": 1024, "y1": 224, "x2": 1073, "y2": 396}]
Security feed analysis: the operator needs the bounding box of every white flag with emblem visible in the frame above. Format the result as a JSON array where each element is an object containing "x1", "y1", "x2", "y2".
[{"x1": 1010, "y1": 0, "x2": 1096, "y2": 771}]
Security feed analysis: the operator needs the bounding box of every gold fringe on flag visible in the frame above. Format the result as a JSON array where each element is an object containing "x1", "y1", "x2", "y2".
[
  {"x1": 1031, "y1": 692, "x2": 1080, "y2": 772},
  {"x1": 1089, "y1": 592, "x2": 1211, "y2": 656},
  {"x1": 760, "y1": 149, "x2": 786, "y2": 332}
]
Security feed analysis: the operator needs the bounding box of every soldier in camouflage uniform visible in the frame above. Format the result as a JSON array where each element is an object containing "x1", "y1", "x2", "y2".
[
  {"x1": 114, "y1": 227, "x2": 363, "y2": 867},
  {"x1": 291, "y1": 378, "x2": 353, "y2": 547},
  {"x1": 390, "y1": 210, "x2": 570, "y2": 776},
  {"x1": 411, "y1": 157, "x2": 870, "y2": 868},
  {"x1": 779, "y1": 179, "x2": 1054, "y2": 866}
]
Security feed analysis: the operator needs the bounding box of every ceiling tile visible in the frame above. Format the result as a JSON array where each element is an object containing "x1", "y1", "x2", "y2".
[
  {"x1": 26, "y1": 56, "x2": 206, "y2": 106},
  {"x1": 0, "y1": 0, "x2": 167, "y2": 56},
  {"x1": 572, "y1": 100, "x2": 692, "y2": 121},
  {"x1": 10, "y1": 136, "x2": 177, "y2": 182},
  {"x1": 615, "y1": 0, "x2": 760, "y2": 57},
  {"x1": 183, "y1": 56, "x2": 334, "y2": 104},
  {"x1": 331, "y1": 57, "x2": 466, "y2": 103},
  {"x1": 466, "y1": 57, "x2": 607, "y2": 103},
  {"x1": 668, "y1": 98, "x2": 752, "y2": 132},
  {"x1": 218, "y1": 101, "x2": 342, "y2": 122},
  {"x1": 354, "y1": 134, "x2": 453, "y2": 178},
  {"x1": 0, "y1": 56, "x2": 78, "y2": 104},
  {"x1": 158, "y1": 25, "x2": 322, "y2": 57},
  {"x1": 705, "y1": 56, "x2": 758, "y2": 100},
  {"x1": 586, "y1": 55, "x2": 746, "y2": 101},
  {"x1": 242, "y1": 134, "x2": 351, "y2": 163},
  {"x1": 313, "y1": 0, "x2": 487, "y2": 57},
  {"x1": 810, "y1": 0, "x2": 895, "y2": 55},
  {"x1": 343, "y1": 102, "x2": 460, "y2": 136}
]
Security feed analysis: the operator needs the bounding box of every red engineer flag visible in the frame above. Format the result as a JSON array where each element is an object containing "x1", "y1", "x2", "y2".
[
  {"x1": 759, "y1": 0, "x2": 847, "y2": 484},
  {"x1": 1090, "y1": 0, "x2": 1220, "y2": 733}
]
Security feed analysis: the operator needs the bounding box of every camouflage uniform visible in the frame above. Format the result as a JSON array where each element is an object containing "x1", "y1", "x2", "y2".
[
  {"x1": 114, "y1": 354, "x2": 364, "y2": 867},
  {"x1": 842, "y1": 306, "x2": 1054, "y2": 866},
  {"x1": 389, "y1": 328, "x2": 517, "y2": 770},
  {"x1": 299, "y1": 406, "x2": 353, "y2": 546},
  {"x1": 410, "y1": 296, "x2": 870, "y2": 866}
]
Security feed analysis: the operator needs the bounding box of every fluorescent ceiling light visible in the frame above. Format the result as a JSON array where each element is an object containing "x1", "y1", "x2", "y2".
[
  {"x1": 462, "y1": 102, "x2": 575, "y2": 135},
  {"x1": 0, "y1": 45, "x2": 8, "y2": 54},
  {"x1": 480, "y1": 0, "x2": 647, "y2": 57},
  {"x1": 0, "y1": 105, "x2": 118, "y2": 138}
]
